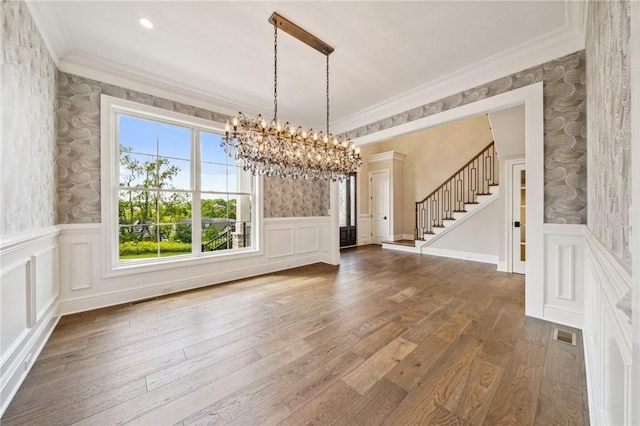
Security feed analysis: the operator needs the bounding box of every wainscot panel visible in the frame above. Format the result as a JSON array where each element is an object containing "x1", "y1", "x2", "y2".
[
  {"x1": 0, "y1": 227, "x2": 60, "y2": 417},
  {"x1": 543, "y1": 224, "x2": 586, "y2": 328},
  {"x1": 357, "y1": 214, "x2": 371, "y2": 246},
  {"x1": 57, "y1": 217, "x2": 336, "y2": 315},
  {"x1": 583, "y1": 227, "x2": 632, "y2": 425}
]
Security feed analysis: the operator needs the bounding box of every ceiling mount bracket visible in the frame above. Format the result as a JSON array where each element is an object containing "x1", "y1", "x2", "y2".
[{"x1": 268, "y1": 12, "x2": 334, "y2": 56}]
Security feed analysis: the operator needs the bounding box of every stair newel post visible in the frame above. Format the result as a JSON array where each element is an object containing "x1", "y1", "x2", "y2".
[{"x1": 414, "y1": 202, "x2": 419, "y2": 240}]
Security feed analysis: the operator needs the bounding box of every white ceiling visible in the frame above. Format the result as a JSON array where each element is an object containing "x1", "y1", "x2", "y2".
[{"x1": 29, "y1": 1, "x2": 585, "y2": 133}]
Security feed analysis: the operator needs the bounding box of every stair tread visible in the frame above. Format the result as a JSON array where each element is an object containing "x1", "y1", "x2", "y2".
[{"x1": 383, "y1": 239, "x2": 416, "y2": 247}]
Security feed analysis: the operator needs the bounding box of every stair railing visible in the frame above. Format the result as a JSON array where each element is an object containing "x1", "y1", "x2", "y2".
[{"x1": 415, "y1": 142, "x2": 498, "y2": 240}]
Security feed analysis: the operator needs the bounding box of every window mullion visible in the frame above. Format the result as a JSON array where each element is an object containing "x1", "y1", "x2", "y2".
[{"x1": 192, "y1": 129, "x2": 202, "y2": 254}]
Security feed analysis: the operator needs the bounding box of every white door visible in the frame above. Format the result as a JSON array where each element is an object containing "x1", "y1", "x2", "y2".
[
  {"x1": 512, "y1": 163, "x2": 526, "y2": 274},
  {"x1": 370, "y1": 170, "x2": 389, "y2": 244}
]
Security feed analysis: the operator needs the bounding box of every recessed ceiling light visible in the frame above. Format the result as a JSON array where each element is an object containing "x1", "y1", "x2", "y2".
[{"x1": 138, "y1": 17, "x2": 154, "y2": 29}]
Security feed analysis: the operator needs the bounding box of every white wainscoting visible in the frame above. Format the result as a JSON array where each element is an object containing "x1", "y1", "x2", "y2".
[
  {"x1": 357, "y1": 214, "x2": 371, "y2": 245},
  {"x1": 543, "y1": 224, "x2": 586, "y2": 328},
  {"x1": 0, "y1": 227, "x2": 60, "y2": 417},
  {"x1": 58, "y1": 217, "x2": 336, "y2": 315},
  {"x1": 583, "y1": 228, "x2": 632, "y2": 426}
]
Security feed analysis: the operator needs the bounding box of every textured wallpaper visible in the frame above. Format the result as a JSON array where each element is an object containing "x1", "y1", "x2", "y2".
[
  {"x1": 263, "y1": 177, "x2": 330, "y2": 217},
  {"x1": 1, "y1": 0, "x2": 57, "y2": 237},
  {"x1": 343, "y1": 51, "x2": 587, "y2": 225},
  {"x1": 586, "y1": 0, "x2": 631, "y2": 269},
  {"x1": 56, "y1": 72, "x2": 329, "y2": 222}
]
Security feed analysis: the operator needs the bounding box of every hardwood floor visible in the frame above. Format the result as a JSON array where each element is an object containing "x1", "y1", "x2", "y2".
[{"x1": 1, "y1": 246, "x2": 589, "y2": 425}]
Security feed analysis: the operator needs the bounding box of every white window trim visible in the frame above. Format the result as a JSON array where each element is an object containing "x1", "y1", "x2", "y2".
[{"x1": 100, "y1": 94, "x2": 262, "y2": 278}]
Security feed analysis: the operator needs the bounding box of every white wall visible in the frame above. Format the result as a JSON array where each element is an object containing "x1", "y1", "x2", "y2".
[
  {"x1": 427, "y1": 199, "x2": 499, "y2": 263},
  {"x1": 488, "y1": 105, "x2": 525, "y2": 158}
]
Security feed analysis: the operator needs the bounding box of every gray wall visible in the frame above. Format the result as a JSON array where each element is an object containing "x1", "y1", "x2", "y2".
[
  {"x1": 586, "y1": 0, "x2": 632, "y2": 269},
  {"x1": 1, "y1": 0, "x2": 57, "y2": 237},
  {"x1": 343, "y1": 51, "x2": 588, "y2": 225}
]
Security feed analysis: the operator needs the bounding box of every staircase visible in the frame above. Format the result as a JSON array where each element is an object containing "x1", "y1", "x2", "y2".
[{"x1": 383, "y1": 142, "x2": 499, "y2": 254}]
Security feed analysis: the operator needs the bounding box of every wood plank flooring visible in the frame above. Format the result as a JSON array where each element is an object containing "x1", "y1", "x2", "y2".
[{"x1": 1, "y1": 246, "x2": 589, "y2": 425}]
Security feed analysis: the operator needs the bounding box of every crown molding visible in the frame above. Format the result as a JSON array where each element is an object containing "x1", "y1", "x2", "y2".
[
  {"x1": 58, "y1": 50, "x2": 259, "y2": 119},
  {"x1": 333, "y1": 4, "x2": 587, "y2": 136},
  {"x1": 367, "y1": 151, "x2": 406, "y2": 164},
  {"x1": 26, "y1": 0, "x2": 588, "y2": 135}
]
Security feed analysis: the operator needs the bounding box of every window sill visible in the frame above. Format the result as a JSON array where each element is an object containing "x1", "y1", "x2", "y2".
[{"x1": 103, "y1": 247, "x2": 263, "y2": 278}]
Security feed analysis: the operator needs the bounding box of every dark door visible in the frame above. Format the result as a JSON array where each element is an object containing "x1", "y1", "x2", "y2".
[{"x1": 339, "y1": 173, "x2": 357, "y2": 247}]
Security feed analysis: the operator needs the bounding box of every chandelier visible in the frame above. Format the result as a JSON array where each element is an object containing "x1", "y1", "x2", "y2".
[{"x1": 222, "y1": 12, "x2": 362, "y2": 181}]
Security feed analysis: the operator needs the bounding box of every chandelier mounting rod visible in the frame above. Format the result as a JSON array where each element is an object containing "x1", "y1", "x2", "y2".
[{"x1": 268, "y1": 12, "x2": 334, "y2": 56}]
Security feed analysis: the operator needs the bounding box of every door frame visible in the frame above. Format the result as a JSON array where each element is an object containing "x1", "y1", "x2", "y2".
[
  {"x1": 339, "y1": 173, "x2": 358, "y2": 248},
  {"x1": 506, "y1": 158, "x2": 526, "y2": 273},
  {"x1": 369, "y1": 169, "x2": 390, "y2": 244},
  {"x1": 350, "y1": 83, "x2": 544, "y2": 318}
]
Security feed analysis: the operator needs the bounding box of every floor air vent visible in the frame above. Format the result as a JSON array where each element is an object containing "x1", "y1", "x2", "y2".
[{"x1": 553, "y1": 328, "x2": 576, "y2": 346}]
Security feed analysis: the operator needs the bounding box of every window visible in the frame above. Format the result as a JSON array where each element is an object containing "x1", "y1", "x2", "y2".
[{"x1": 101, "y1": 95, "x2": 257, "y2": 272}]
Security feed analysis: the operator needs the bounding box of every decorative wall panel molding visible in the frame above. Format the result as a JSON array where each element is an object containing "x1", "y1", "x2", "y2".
[
  {"x1": 0, "y1": 229, "x2": 60, "y2": 418},
  {"x1": 69, "y1": 242, "x2": 93, "y2": 291},
  {"x1": 32, "y1": 246, "x2": 59, "y2": 322},
  {"x1": 556, "y1": 245, "x2": 575, "y2": 301},
  {"x1": 358, "y1": 214, "x2": 371, "y2": 246},
  {"x1": 542, "y1": 224, "x2": 585, "y2": 328},
  {"x1": 583, "y1": 226, "x2": 632, "y2": 425},
  {"x1": 266, "y1": 228, "x2": 296, "y2": 259},
  {"x1": 298, "y1": 226, "x2": 320, "y2": 254}
]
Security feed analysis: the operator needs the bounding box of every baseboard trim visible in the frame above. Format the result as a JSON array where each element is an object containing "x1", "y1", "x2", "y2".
[
  {"x1": 543, "y1": 305, "x2": 583, "y2": 329},
  {"x1": 381, "y1": 242, "x2": 419, "y2": 253},
  {"x1": 496, "y1": 261, "x2": 508, "y2": 272},
  {"x1": 420, "y1": 247, "x2": 498, "y2": 265}
]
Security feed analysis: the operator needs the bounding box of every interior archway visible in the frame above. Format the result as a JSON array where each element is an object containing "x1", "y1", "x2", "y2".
[{"x1": 348, "y1": 82, "x2": 545, "y2": 319}]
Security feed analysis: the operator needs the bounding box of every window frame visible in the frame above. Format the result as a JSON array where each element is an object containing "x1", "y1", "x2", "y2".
[{"x1": 100, "y1": 95, "x2": 262, "y2": 278}]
